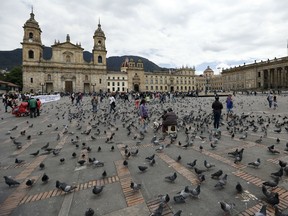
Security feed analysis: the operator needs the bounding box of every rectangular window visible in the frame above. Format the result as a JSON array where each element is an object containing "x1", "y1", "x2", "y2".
[
  {"x1": 112, "y1": 82, "x2": 115, "y2": 86},
  {"x1": 146, "y1": 86, "x2": 148, "y2": 90},
  {"x1": 165, "y1": 86, "x2": 167, "y2": 90},
  {"x1": 112, "y1": 87, "x2": 115, "y2": 91},
  {"x1": 108, "y1": 77, "x2": 110, "y2": 80},
  {"x1": 99, "y1": 79, "x2": 102, "y2": 84},
  {"x1": 117, "y1": 87, "x2": 120, "y2": 91},
  {"x1": 150, "y1": 79, "x2": 153, "y2": 84},
  {"x1": 122, "y1": 87, "x2": 125, "y2": 91},
  {"x1": 151, "y1": 86, "x2": 153, "y2": 90},
  {"x1": 30, "y1": 78, "x2": 33, "y2": 83},
  {"x1": 117, "y1": 82, "x2": 120, "y2": 86},
  {"x1": 122, "y1": 82, "x2": 125, "y2": 86},
  {"x1": 258, "y1": 72, "x2": 261, "y2": 77},
  {"x1": 156, "y1": 86, "x2": 158, "y2": 90},
  {"x1": 108, "y1": 82, "x2": 110, "y2": 86},
  {"x1": 160, "y1": 86, "x2": 163, "y2": 90}
]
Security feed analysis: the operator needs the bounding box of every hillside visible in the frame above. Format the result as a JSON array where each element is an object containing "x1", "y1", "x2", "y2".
[{"x1": 0, "y1": 47, "x2": 167, "y2": 72}]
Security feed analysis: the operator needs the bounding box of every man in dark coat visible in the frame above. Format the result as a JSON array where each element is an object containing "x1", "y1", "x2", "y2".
[
  {"x1": 161, "y1": 108, "x2": 177, "y2": 135},
  {"x1": 212, "y1": 96, "x2": 223, "y2": 130}
]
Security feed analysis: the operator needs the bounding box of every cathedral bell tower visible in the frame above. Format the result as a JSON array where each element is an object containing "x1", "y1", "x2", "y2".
[
  {"x1": 21, "y1": 10, "x2": 43, "y2": 63},
  {"x1": 92, "y1": 20, "x2": 107, "y2": 66}
]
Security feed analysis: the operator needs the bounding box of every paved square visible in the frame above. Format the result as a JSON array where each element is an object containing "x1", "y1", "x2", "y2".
[{"x1": 1, "y1": 94, "x2": 288, "y2": 216}]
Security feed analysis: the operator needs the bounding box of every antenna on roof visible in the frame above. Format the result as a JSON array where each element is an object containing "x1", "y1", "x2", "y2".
[{"x1": 31, "y1": 5, "x2": 33, "y2": 13}]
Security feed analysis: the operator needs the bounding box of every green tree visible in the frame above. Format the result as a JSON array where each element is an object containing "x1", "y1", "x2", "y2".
[{"x1": 4, "y1": 66, "x2": 22, "y2": 87}]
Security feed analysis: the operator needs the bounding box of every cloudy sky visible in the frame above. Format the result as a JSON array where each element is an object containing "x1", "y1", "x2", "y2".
[{"x1": 1, "y1": 0, "x2": 288, "y2": 74}]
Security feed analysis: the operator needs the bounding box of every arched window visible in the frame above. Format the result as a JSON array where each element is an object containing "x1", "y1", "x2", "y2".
[
  {"x1": 47, "y1": 74, "x2": 51, "y2": 81},
  {"x1": 28, "y1": 50, "x2": 34, "y2": 59},
  {"x1": 98, "y1": 55, "x2": 102, "y2": 63},
  {"x1": 29, "y1": 32, "x2": 33, "y2": 39}
]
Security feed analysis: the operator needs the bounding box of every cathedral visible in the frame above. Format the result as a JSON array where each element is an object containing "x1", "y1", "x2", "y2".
[{"x1": 22, "y1": 11, "x2": 201, "y2": 94}]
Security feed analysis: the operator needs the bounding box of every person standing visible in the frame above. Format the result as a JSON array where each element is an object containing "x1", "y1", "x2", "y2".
[
  {"x1": 139, "y1": 99, "x2": 149, "y2": 133},
  {"x1": 273, "y1": 95, "x2": 277, "y2": 110},
  {"x1": 28, "y1": 97, "x2": 37, "y2": 118},
  {"x1": 36, "y1": 98, "x2": 41, "y2": 116},
  {"x1": 109, "y1": 94, "x2": 116, "y2": 113},
  {"x1": 212, "y1": 96, "x2": 223, "y2": 131},
  {"x1": 91, "y1": 96, "x2": 98, "y2": 113},
  {"x1": 267, "y1": 92, "x2": 273, "y2": 108},
  {"x1": 225, "y1": 94, "x2": 233, "y2": 121}
]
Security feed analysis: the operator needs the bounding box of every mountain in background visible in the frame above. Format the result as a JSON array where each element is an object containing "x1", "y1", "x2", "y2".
[{"x1": 0, "y1": 47, "x2": 168, "y2": 72}]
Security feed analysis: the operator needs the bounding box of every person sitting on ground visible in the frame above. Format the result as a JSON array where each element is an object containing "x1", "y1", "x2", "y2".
[{"x1": 160, "y1": 108, "x2": 177, "y2": 139}]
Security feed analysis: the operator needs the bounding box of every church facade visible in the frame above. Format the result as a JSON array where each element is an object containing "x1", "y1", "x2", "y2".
[{"x1": 22, "y1": 12, "x2": 198, "y2": 94}]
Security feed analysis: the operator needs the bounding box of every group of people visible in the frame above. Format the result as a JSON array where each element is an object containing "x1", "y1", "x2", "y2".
[
  {"x1": 267, "y1": 93, "x2": 278, "y2": 109},
  {"x1": 2, "y1": 93, "x2": 41, "y2": 118}
]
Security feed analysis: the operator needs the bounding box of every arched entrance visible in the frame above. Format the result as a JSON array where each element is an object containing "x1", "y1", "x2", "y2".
[
  {"x1": 170, "y1": 86, "x2": 174, "y2": 92},
  {"x1": 134, "y1": 84, "x2": 139, "y2": 92}
]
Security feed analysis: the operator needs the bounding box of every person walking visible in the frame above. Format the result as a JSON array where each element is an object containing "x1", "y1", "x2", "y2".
[
  {"x1": 109, "y1": 94, "x2": 116, "y2": 113},
  {"x1": 212, "y1": 95, "x2": 223, "y2": 131},
  {"x1": 139, "y1": 99, "x2": 149, "y2": 133},
  {"x1": 225, "y1": 94, "x2": 233, "y2": 121},
  {"x1": 91, "y1": 96, "x2": 98, "y2": 113}
]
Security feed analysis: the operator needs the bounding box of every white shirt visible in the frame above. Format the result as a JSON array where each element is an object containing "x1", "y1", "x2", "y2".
[{"x1": 109, "y1": 96, "x2": 115, "y2": 104}]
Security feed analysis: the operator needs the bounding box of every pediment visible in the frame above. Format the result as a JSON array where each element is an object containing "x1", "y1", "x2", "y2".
[{"x1": 52, "y1": 42, "x2": 83, "y2": 50}]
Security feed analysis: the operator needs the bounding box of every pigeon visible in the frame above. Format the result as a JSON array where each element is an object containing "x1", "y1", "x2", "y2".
[
  {"x1": 220, "y1": 201, "x2": 235, "y2": 214},
  {"x1": 211, "y1": 170, "x2": 223, "y2": 179},
  {"x1": 110, "y1": 146, "x2": 115, "y2": 151},
  {"x1": 214, "y1": 174, "x2": 228, "y2": 188},
  {"x1": 271, "y1": 168, "x2": 284, "y2": 178},
  {"x1": 138, "y1": 166, "x2": 148, "y2": 172},
  {"x1": 274, "y1": 205, "x2": 288, "y2": 216},
  {"x1": 190, "y1": 184, "x2": 201, "y2": 198},
  {"x1": 102, "y1": 170, "x2": 107, "y2": 178},
  {"x1": 194, "y1": 168, "x2": 206, "y2": 175},
  {"x1": 173, "y1": 195, "x2": 186, "y2": 203},
  {"x1": 123, "y1": 160, "x2": 128, "y2": 167},
  {"x1": 149, "y1": 158, "x2": 156, "y2": 166},
  {"x1": 145, "y1": 154, "x2": 155, "y2": 161},
  {"x1": 72, "y1": 152, "x2": 77, "y2": 158},
  {"x1": 85, "y1": 208, "x2": 94, "y2": 216},
  {"x1": 130, "y1": 182, "x2": 141, "y2": 191},
  {"x1": 41, "y1": 173, "x2": 49, "y2": 183},
  {"x1": 198, "y1": 174, "x2": 206, "y2": 183},
  {"x1": 155, "y1": 145, "x2": 164, "y2": 152},
  {"x1": 254, "y1": 205, "x2": 266, "y2": 216},
  {"x1": 26, "y1": 179, "x2": 35, "y2": 187},
  {"x1": 204, "y1": 160, "x2": 215, "y2": 169},
  {"x1": 56, "y1": 180, "x2": 77, "y2": 192},
  {"x1": 176, "y1": 155, "x2": 181, "y2": 162},
  {"x1": 92, "y1": 160, "x2": 104, "y2": 167},
  {"x1": 262, "y1": 186, "x2": 279, "y2": 206},
  {"x1": 4, "y1": 176, "x2": 20, "y2": 187},
  {"x1": 236, "y1": 182, "x2": 243, "y2": 193},
  {"x1": 92, "y1": 185, "x2": 104, "y2": 195},
  {"x1": 279, "y1": 160, "x2": 287, "y2": 168},
  {"x1": 15, "y1": 158, "x2": 24, "y2": 164},
  {"x1": 60, "y1": 158, "x2": 65, "y2": 163},
  {"x1": 30, "y1": 150, "x2": 39, "y2": 156},
  {"x1": 263, "y1": 177, "x2": 279, "y2": 188},
  {"x1": 173, "y1": 210, "x2": 182, "y2": 216},
  {"x1": 187, "y1": 160, "x2": 197, "y2": 169},
  {"x1": 158, "y1": 194, "x2": 170, "y2": 203},
  {"x1": 78, "y1": 160, "x2": 86, "y2": 166},
  {"x1": 248, "y1": 158, "x2": 261, "y2": 168},
  {"x1": 131, "y1": 149, "x2": 139, "y2": 156},
  {"x1": 268, "y1": 145, "x2": 280, "y2": 154},
  {"x1": 39, "y1": 163, "x2": 45, "y2": 169},
  {"x1": 150, "y1": 202, "x2": 164, "y2": 215},
  {"x1": 274, "y1": 128, "x2": 281, "y2": 133},
  {"x1": 97, "y1": 146, "x2": 101, "y2": 152},
  {"x1": 52, "y1": 148, "x2": 61, "y2": 156},
  {"x1": 210, "y1": 143, "x2": 217, "y2": 149},
  {"x1": 255, "y1": 136, "x2": 263, "y2": 143},
  {"x1": 165, "y1": 172, "x2": 177, "y2": 182}
]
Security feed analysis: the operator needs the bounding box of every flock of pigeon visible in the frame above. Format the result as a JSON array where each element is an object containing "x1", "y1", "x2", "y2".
[{"x1": 2, "y1": 94, "x2": 288, "y2": 216}]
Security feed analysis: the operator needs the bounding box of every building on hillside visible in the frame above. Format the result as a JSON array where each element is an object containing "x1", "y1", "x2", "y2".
[
  {"x1": 222, "y1": 57, "x2": 288, "y2": 91},
  {"x1": 21, "y1": 11, "x2": 198, "y2": 94},
  {"x1": 0, "y1": 81, "x2": 20, "y2": 94}
]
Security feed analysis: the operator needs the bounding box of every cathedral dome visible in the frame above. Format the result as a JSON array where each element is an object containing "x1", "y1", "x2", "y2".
[
  {"x1": 23, "y1": 12, "x2": 41, "y2": 30},
  {"x1": 94, "y1": 23, "x2": 105, "y2": 38}
]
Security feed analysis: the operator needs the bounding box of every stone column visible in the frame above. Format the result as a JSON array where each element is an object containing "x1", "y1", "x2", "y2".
[{"x1": 267, "y1": 69, "x2": 271, "y2": 89}]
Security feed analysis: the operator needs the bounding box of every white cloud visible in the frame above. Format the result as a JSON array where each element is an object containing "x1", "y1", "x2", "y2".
[{"x1": 1, "y1": 0, "x2": 288, "y2": 74}]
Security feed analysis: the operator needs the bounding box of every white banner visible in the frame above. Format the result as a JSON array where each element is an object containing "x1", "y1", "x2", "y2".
[{"x1": 33, "y1": 94, "x2": 61, "y2": 104}]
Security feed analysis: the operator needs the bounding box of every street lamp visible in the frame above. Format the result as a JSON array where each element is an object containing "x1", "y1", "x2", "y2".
[{"x1": 40, "y1": 83, "x2": 45, "y2": 94}]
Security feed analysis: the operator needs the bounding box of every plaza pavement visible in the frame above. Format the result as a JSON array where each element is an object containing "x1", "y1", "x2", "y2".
[{"x1": 0, "y1": 94, "x2": 288, "y2": 216}]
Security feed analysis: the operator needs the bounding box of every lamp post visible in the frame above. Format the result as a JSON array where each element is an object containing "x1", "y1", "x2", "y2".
[{"x1": 40, "y1": 83, "x2": 44, "y2": 94}]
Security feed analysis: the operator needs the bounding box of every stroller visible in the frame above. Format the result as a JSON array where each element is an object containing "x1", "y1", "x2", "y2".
[{"x1": 12, "y1": 102, "x2": 29, "y2": 117}]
